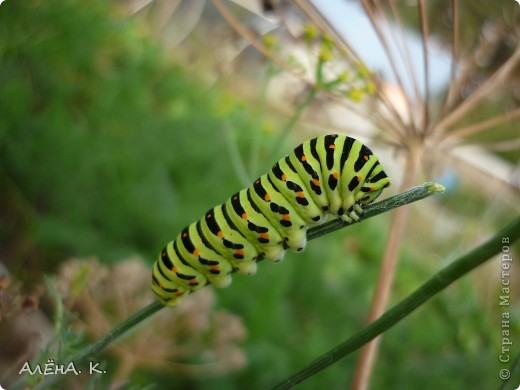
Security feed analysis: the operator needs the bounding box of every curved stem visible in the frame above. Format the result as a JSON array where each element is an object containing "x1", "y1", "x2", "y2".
[{"x1": 271, "y1": 215, "x2": 520, "y2": 390}]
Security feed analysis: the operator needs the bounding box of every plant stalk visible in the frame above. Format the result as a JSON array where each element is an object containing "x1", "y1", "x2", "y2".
[
  {"x1": 352, "y1": 144, "x2": 423, "y2": 389},
  {"x1": 271, "y1": 215, "x2": 520, "y2": 389}
]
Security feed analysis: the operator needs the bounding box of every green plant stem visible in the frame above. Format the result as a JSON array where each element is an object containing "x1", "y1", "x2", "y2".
[
  {"x1": 499, "y1": 351, "x2": 520, "y2": 390},
  {"x1": 65, "y1": 300, "x2": 164, "y2": 367},
  {"x1": 306, "y1": 182, "x2": 444, "y2": 241},
  {"x1": 224, "y1": 120, "x2": 252, "y2": 187},
  {"x1": 10, "y1": 301, "x2": 163, "y2": 390},
  {"x1": 249, "y1": 62, "x2": 276, "y2": 177},
  {"x1": 13, "y1": 182, "x2": 443, "y2": 390},
  {"x1": 267, "y1": 87, "x2": 317, "y2": 164},
  {"x1": 271, "y1": 216, "x2": 520, "y2": 390}
]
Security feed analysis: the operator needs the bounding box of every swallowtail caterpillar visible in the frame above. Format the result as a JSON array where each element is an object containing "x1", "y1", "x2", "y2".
[{"x1": 152, "y1": 134, "x2": 390, "y2": 306}]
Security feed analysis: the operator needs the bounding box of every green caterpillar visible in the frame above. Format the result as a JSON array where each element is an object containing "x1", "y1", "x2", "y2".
[{"x1": 152, "y1": 134, "x2": 390, "y2": 306}]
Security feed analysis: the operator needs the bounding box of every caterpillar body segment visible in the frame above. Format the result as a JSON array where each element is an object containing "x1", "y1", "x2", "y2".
[{"x1": 226, "y1": 189, "x2": 286, "y2": 262}]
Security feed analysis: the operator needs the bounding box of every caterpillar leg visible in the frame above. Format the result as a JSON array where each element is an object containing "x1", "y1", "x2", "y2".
[{"x1": 350, "y1": 204, "x2": 363, "y2": 220}]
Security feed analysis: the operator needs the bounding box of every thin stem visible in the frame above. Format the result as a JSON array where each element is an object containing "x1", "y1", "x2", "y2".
[
  {"x1": 476, "y1": 137, "x2": 520, "y2": 152},
  {"x1": 15, "y1": 183, "x2": 444, "y2": 390},
  {"x1": 352, "y1": 143, "x2": 423, "y2": 390},
  {"x1": 417, "y1": 0, "x2": 430, "y2": 131},
  {"x1": 211, "y1": 0, "x2": 313, "y2": 88},
  {"x1": 439, "y1": 107, "x2": 520, "y2": 144},
  {"x1": 438, "y1": 0, "x2": 459, "y2": 119},
  {"x1": 360, "y1": 0, "x2": 416, "y2": 133},
  {"x1": 271, "y1": 215, "x2": 520, "y2": 390},
  {"x1": 266, "y1": 87, "x2": 317, "y2": 165},
  {"x1": 306, "y1": 182, "x2": 444, "y2": 241},
  {"x1": 224, "y1": 120, "x2": 252, "y2": 187},
  {"x1": 10, "y1": 301, "x2": 164, "y2": 390},
  {"x1": 387, "y1": 0, "x2": 422, "y2": 111},
  {"x1": 297, "y1": 0, "x2": 409, "y2": 138},
  {"x1": 432, "y1": 44, "x2": 520, "y2": 133},
  {"x1": 215, "y1": 0, "x2": 408, "y2": 142},
  {"x1": 249, "y1": 64, "x2": 275, "y2": 177}
]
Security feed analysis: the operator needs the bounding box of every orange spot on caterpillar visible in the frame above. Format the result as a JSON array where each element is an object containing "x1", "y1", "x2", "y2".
[
  {"x1": 312, "y1": 178, "x2": 320, "y2": 186},
  {"x1": 235, "y1": 249, "x2": 244, "y2": 256},
  {"x1": 333, "y1": 172, "x2": 339, "y2": 179},
  {"x1": 176, "y1": 291, "x2": 184, "y2": 296},
  {"x1": 172, "y1": 266, "x2": 178, "y2": 273},
  {"x1": 357, "y1": 175, "x2": 362, "y2": 182},
  {"x1": 282, "y1": 214, "x2": 291, "y2": 221},
  {"x1": 182, "y1": 232, "x2": 187, "y2": 238},
  {"x1": 370, "y1": 186, "x2": 376, "y2": 191},
  {"x1": 207, "y1": 213, "x2": 213, "y2": 219},
  {"x1": 259, "y1": 232, "x2": 269, "y2": 239},
  {"x1": 189, "y1": 278, "x2": 198, "y2": 285},
  {"x1": 282, "y1": 173, "x2": 287, "y2": 181},
  {"x1": 210, "y1": 265, "x2": 220, "y2": 271},
  {"x1": 193, "y1": 249, "x2": 200, "y2": 256},
  {"x1": 297, "y1": 191, "x2": 305, "y2": 198},
  {"x1": 233, "y1": 195, "x2": 238, "y2": 201},
  {"x1": 329, "y1": 144, "x2": 336, "y2": 150},
  {"x1": 241, "y1": 213, "x2": 248, "y2": 219},
  {"x1": 217, "y1": 231, "x2": 224, "y2": 238},
  {"x1": 264, "y1": 193, "x2": 271, "y2": 201},
  {"x1": 255, "y1": 179, "x2": 260, "y2": 184},
  {"x1": 301, "y1": 155, "x2": 307, "y2": 162},
  {"x1": 363, "y1": 155, "x2": 369, "y2": 161}
]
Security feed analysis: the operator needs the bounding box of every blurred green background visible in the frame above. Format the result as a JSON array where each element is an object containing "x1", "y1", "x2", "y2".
[{"x1": 0, "y1": 1, "x2": 518, "y2": 389}]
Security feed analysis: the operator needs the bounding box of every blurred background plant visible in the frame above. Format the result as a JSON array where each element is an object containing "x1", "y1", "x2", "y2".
[{"x1": 0, "y1": 0, "x2": 519, "y2": 389}]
